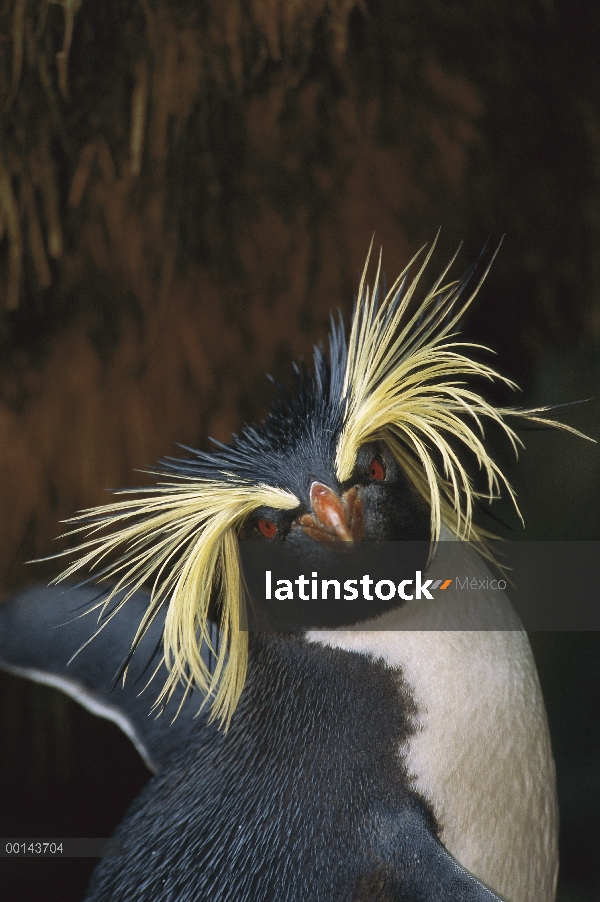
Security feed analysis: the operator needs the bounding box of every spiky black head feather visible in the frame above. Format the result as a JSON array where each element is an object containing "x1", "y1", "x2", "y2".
[{"x1": 162, "y1": 314, "x2": 349, "y2": 504}]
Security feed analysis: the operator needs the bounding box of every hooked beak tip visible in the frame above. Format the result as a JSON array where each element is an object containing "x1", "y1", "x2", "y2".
[{"x1": 299, "y1": 482, "x2": 364, "y2": 544}]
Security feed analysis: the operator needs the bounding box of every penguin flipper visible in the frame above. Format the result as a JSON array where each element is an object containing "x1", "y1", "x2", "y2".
[
  {"x1": 0, "y1": 584, "x2": 212, "y2": 773},
  {"x1": 359, "y1": 805, "x2": 505, "y2": 901}
]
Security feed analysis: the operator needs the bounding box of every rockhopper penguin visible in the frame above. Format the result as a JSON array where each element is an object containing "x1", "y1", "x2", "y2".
[{"x1": 0, "y1": 241, "x2": 587, "y2": 901}]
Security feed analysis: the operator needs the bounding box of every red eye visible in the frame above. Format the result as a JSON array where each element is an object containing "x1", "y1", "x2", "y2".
[
  {"x1": 369, "y1": 456, "x2": 386, "y2": 481},
  {"x1": 257, "y1": 519, "x2": 278, "y2": 539}
]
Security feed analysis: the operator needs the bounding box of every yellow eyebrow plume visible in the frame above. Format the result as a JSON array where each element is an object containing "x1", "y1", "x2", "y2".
[
  {"x1": 335, "y1": 240, "x2": 591, "y2": 544},
  {"x1": 53, "y1": 477, "x2": 299, "y2": 728}
]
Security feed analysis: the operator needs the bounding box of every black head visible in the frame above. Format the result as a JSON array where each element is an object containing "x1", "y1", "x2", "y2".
[{"x1": 165, "y1": 316, "x2": 431, "y2": 552}]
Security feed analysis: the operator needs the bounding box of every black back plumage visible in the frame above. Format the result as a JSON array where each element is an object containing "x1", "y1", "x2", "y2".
[{"x1": 82, "y1": 632, "x2": 501, "y2": 902}]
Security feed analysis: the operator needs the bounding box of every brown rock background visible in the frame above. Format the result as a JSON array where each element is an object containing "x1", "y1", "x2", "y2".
[{"x1": 0, "y1": 2, "x2": 598, "y2": 899}]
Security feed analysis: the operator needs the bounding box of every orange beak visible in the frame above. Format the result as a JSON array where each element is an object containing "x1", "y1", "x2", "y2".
[{"x1": 299, "y1": 482, "x2": 364, "y2": 543}]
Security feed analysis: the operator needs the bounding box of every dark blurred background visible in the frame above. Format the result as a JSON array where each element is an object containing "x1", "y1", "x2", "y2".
[{"x1": 0, "y1": 1, "x2": 598, "y2": 899}]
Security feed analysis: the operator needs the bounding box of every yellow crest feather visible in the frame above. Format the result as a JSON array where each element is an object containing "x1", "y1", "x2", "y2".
[
  {"x1": 54, "y1": 477, "x2": 299, "y2": 728},
  {"x1": 336, "y1": 239, "x2": 591, "y2": 543}
]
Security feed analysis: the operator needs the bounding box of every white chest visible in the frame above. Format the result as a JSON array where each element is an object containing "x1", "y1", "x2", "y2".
[{"x1": 307, "y1": 545, "x2": 558, "y2": 902}]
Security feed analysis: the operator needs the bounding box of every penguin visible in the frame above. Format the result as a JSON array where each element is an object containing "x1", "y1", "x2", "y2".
[{"x1": 0, "y1": 242, "x2": 583, "y2": 901}]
